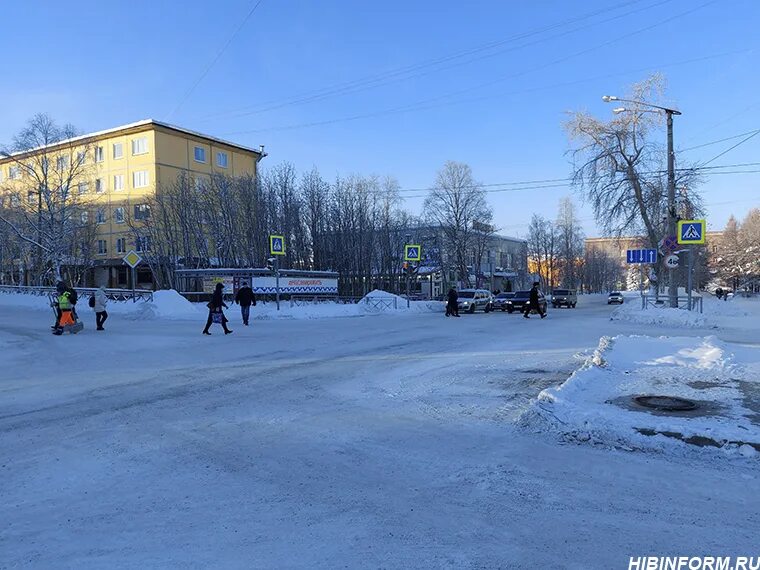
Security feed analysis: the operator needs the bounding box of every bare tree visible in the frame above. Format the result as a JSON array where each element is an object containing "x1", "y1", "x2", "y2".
[
  {"x1": 565, "y1": 75, "x2": 702, "y2": 286},
  {"x1": 555, "y1": 197, "x2": 585, "y2": 288},
  {"x1": 423, "y1": 161, "x2": 491, "y2": 285},
  {"x1": 0, "y1": 114, "x2": 97, "y2": 284},
  {"x1": 527, "y1": 214, "x2": 558, "y2": 289}
]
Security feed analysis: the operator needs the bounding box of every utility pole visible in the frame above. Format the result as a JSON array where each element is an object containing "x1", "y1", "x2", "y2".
[{"x1": 666, "y1": 109, "x2": 679, "y2": 308}]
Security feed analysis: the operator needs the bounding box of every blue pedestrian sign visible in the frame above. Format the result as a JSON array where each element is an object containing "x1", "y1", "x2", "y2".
[
  {"x1": 626, "y1": 249, "x2": 657, "y2": 264},
  {"x1": 677, "y1": 219, "x2": 706, "y2": 244},
  {"x1": 269, "y1": 234, "x2": 286, "y2": 256},
  {"x1": 404, "y1": 244, "x2": 421, "y2": 261}
]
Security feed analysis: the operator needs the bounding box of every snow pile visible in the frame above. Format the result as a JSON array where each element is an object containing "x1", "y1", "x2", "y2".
[
  {"x1": 129, "y1": 290, "x2": 202, "y2": 320},
  {"x1": 251, "y1": 301, "x2": 362, "y2": 320},
  {"x1": 521, "y1": 335, "x2": 760, "y2": 458},
  {"x1": 610, "y1": 301, "x2": 709, "y2": 328}
]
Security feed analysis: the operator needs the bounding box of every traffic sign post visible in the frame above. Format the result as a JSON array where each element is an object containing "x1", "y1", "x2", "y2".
[
  {"x1": 404, "y1": 244, "x2": 421, "y2": 308},
  {"x1": 123, "y1": 250, "x2": 142, "y2": 302},
  {"x1": 664, "y1": 254, "x2": 679, "y2": 269},
  {"x1": 269, "y1": 235, "x2": 286, "y2": 310}
]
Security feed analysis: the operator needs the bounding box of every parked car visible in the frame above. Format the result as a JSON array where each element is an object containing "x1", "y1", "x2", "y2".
[
  {"x1": 551, "y1": 288, "x2": 577, "y2": 308},
  {"x1": 505, "y1": 290, "x2": 548, "y2": 314},
  {"x1": 492, "y1": 292, "x2": 516, "y2": 311},
  {"x1": 457, "y1": 289, "x2": 494, "y2": 313},
  {"x1": 608, "y1": 291, "x2": 624, "y2": 304}
]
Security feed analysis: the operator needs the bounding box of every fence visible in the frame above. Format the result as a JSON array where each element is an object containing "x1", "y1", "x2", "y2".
[
  {"x1": 0, "y1": 285, "x2": 154, "y2": 302},
  {"x1": 641, "y1": 294, "x2": 703, "y2": 313}
]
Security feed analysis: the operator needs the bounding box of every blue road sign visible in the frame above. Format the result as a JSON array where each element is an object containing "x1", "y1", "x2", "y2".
[
  {"x1": 269, "y1": 234, "x2": 286, "y2": 255},
  {"x1": 626, "y1": 249, "x2": 658, "y2": 264}
]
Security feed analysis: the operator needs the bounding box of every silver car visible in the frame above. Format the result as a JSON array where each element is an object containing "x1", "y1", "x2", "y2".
[
  {"x1": 608, "y1": 291, "x2": 624, "y2": 304},
  {"x1": 457, "y1": 289, "x2": 494, "y2": 313}
]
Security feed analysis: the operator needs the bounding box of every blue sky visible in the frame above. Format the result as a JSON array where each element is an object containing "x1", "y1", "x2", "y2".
[{"x1": 1, "y1": 0, "x2": 758, "y2": 238}]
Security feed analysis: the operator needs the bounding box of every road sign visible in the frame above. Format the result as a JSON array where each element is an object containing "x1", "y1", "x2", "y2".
[
  {"x1": 123, "y1": 250, "x2": 142, "y2": 268},
  {"x1": 404, "y1": 244, "x2": 421, "y2": 261},
  {"x1": 626, "y1": 249, "x2": 657, "y2": 264},
  {"x1": 269, "y1": 235, "x2": 286, "y2": 256},
  {"x1": 664, "y1": 254, "x2": 680, "y2": 269},
  {"x1": 677, "y1": 219, "x2": 706, "y2": 244},
  {"x1": 658, "y1": 235, "x2": 678, "y2": 255}
]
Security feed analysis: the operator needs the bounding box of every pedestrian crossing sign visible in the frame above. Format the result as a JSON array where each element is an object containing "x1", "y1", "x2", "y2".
[
  {"x1": 677, "y1": 220, "x2": 706, "y2": 244},
  {"x1": 404, "y1": 244, "x2": 421, "y2": 261},
  {"x1": 269, "y1": 235, "x2": 286, "y2": 255}
]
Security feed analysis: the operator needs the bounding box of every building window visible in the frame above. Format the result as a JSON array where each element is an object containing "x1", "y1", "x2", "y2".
[
  {"x1": 96, "y1": 208, "x2": 106, "y2": 224},
  {"x1": 76, "y1": 151, "x2": 87, "y2": 165},
  {"x1": 133, "y1": 170, "x2": 149, "y2": 188},
  {"x1": 216, "y1": 151, "x2": 228, "y2": 168},
  {"x1": 113, "y1": 143, "x2": 124, "y2": 159},
  {"x1": 95, "y1": 178, "x2": 104, "y2": 193},
  {"x1": 27, "y1": 191, "x2": 36, "y2": 205},
  {"x1": 9, "y1": 166, "x2": 20, "y2": 179},
  {"x1": 135, "y1": 236, "x2": 151, "y2": 253},
  {"x1": 81, "y1": 211, "x2": 89, "y2": 224},
  {"x1": 114, "y1": 207, "x2": 125, "y2": 223},
  {"x1": 94, "y1": 146, "x2": 104, "y2": 162},
  {"x1": 78, "y1": 182, "x2": 89, "y2": 195},
  {"x1": 97, "y1": 240, "x2": 108, "y2": 255},
  {"x1": 131, "y1": 137, "x2": 148, "y2": 155},
  {"x1": 134, "y1": 203, "x2": 151, "y2": 220},
  {"x1": 193, "y1": 146, "x2": 206, "y2": 163},
  {"x1": 116, "y1": 237, "x2": 126, "y2": 254},
  {"x1": 56, "y1": 155, "x2": 69, "y2": 170},
  {"x1": 113, "y1": 174, "x2": 125, "y2": 191}
]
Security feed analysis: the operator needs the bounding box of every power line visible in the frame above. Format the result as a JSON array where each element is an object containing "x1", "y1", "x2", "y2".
[
  {"x1": 166, "y1": 0, "x2": 265, "y2": 120},
  {"x1": 679, "y1": 128, "x2": 760, "y2": 152},
  {"x1": 223, "y1": 1, "x2": 723, "y2": 136},
  {"x1": 199, "y1": 0, "x2": 666, "y2": 122},
  {"x1": 701, "y1": 130, "x2": 760, "y2": 165}
]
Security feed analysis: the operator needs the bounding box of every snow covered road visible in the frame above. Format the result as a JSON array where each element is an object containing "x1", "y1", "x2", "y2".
[{"x1": 1, "y1": 297, "x2": 758, "y2": 568}]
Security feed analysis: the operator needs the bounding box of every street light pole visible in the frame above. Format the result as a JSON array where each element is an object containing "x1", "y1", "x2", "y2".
[{"x1": 602, "y1": 95, "x2": 682, "y2": 308}]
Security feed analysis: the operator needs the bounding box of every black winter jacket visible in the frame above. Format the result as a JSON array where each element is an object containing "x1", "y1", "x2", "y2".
[
  {"x1": 235, "y1": 286, "x2": 256, "y2": 307},
  {"x1": 529, "y1": 287, "x2": 540, "y2": 304},
  {"x1": 209, "y1": 289, "x2": 228, "y2": 311}
]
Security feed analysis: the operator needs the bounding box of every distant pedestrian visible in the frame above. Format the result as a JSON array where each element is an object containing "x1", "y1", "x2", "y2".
[
  {"x1": 446, "y1": 287, "x2": 460, "y2": 317},
  {"x1": 235, "y1": 281, "x2": 256, "y2": 326},
  {"x1": 523, "y1": 282, "x2": 546, "y2": 319},
  {"x1": 716, "y1": 287, "x2": 723, "y2": 300},
  {"x1": 90, "y1": 286, "x2": 108, "y2": 331},
  {"x1": 203, "y1": 283, "x2": 233, "y2": 335}
]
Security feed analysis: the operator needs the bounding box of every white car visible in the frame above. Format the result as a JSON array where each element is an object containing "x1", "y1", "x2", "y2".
[
  {"x1": 457, "y1": 289, "x2": 494, "y2": 313},
  {"x1": 608, "y1": 291, "x2": 624, "y2": 304}
]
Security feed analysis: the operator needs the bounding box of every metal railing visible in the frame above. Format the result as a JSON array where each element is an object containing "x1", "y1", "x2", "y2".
[
  {"x1": 641, "y1": 294, "x2": 703, "y2": 313},
  {"x1": 289, "y1": 295, "x2": 360, "y2": 307},
  {"x1": 0, "y1": 285, "x2": 154, "y2": 302}
]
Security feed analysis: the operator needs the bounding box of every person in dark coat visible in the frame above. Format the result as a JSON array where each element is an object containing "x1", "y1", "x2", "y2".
[
  {"x1": 446, "y1": 287, "x2": 460, "y2": 317},
  {"x1": 523, "y1": 282, "x2": 546, "y2": 319},
  {"x1": 203, "y1": 282, "x2": 233, "y2": 335},
  {"x1": 235, "y1": 281, "x2": 256, "y2": 326}
]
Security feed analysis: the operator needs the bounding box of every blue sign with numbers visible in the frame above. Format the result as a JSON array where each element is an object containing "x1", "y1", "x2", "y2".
[{"x1": 626, "y1": 249, "x2": 657, "y2": 264}]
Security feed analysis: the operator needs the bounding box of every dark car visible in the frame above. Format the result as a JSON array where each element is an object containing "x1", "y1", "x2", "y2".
[
  {"x1": 505, "y1": 290, "x2": 548, "y2": 314},
  {"x1": 493, "y1": 292, "x2": 515, "y2": 311}
]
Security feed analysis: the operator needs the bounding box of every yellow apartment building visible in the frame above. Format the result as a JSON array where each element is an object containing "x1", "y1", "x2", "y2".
[{"x1": 0, "y1": 120, "x2": 265, "y2": 287}]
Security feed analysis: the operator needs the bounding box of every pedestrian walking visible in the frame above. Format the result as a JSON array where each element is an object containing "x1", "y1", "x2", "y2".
[
  {"x1": 90, "y1": 286, "x2": 108, "y2": 330},
  {"x1": 446, "y1": 287, "x2": 460, "y2": 317},
  {"x1": 234, "y1": 281, "x2": 256, "y2": 326},
  {"x1": 523, "y1": 282, "x2": 546, "y2": 319},
  {"x1": 203, "y1": 282, "x2": 233, "y2": 335}
]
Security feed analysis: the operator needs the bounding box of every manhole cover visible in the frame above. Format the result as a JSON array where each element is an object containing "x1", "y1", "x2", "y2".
[{"x1": 633, "y1": 395, "x2": 698, "y2": 411}]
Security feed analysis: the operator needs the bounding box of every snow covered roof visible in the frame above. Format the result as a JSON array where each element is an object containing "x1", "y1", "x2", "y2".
[{"x1": 0, "y1": 119, "x2": 265, "y2": 161}]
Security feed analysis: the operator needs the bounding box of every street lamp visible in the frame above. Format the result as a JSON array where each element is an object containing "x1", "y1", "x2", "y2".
[{"x1": 602, "y1": 94, "x2": 682, "y2": 309}]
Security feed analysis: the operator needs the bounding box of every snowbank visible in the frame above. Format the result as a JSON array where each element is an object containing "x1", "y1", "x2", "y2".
[
  {"x1": 610, "y1": 294, "x2": 760, "y2": 329},
  {"x1": 521, "y1": 335, "x2": 760, "y2": 458},
  {"x1": 116, "y1": 290, "x2": 203, "y2": 320}
]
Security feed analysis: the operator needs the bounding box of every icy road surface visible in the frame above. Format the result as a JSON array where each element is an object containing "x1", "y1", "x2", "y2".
[{"x1": 1, "y1": 297, "x2": 758, "y2": 568}]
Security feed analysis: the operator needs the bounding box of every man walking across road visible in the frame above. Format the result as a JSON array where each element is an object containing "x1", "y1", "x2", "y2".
[
  {"x1": 523, "y1": 282, "x2": 546, "y2": 319},
  {"x1": 235, "y1": 281, "x2": 256, "y2": 326},
  {"x1": 446, "y1": 287, "x2": 460, "y2": 317}
]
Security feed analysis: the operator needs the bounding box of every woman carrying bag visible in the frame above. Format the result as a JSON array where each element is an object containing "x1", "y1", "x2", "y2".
[{"x1": 203, "y1": 282, "x2": 233, "y2": 335}]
